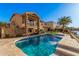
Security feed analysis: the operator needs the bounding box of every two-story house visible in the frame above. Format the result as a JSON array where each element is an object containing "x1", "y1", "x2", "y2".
[{"x1": 9, "y1": 12, "x2": 40, "y2": 37}]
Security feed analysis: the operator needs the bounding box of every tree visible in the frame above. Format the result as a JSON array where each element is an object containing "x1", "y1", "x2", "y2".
[
  {"x1": 57, "y1": 16, "x2": 72, "y2": 32},
  {"x1": 0, "y1": 22, "x2": 7, "y2": 38},
  {"x1": 0, "y1": 22, "x2": 6, "y2": 26}
]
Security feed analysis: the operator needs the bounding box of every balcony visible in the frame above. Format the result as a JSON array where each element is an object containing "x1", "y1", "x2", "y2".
[{"x1": 27, "y1": 22, "x2": 37, "y2": 28}]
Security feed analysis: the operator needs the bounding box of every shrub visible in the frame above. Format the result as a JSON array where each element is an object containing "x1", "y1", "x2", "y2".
[
  {"x1": 16, "y1": 34, "x2": 23, "y2": 37},
  {"x1": 40, "y1": 29, "x2": 45, "y2": 33}
]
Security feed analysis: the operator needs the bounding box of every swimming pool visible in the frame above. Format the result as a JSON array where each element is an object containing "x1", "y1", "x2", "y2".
[{"x1": 15, "y1": 34, "x2": 62, "y2": 56}]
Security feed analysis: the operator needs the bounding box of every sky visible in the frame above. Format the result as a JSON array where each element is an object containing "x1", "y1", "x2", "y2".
[{"x1": 0, "y1": 3, "x2": 79, "y2": 27}]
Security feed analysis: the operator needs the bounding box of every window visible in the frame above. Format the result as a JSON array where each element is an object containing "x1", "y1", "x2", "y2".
[
  {"x1": 28, "y1": 28, "x2": 32, "y2": 32},
  {"x1": 27, "y1": 19, "x2": 34, "y2": 26}
]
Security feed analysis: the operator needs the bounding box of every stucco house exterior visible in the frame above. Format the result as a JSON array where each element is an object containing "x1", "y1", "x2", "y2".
[
  {"x1": 9, "y1": 12, "x2": 40, "y2": 37},
  {"x1": 45, "y1": 21, "x2": 57, "y2": 31},
  {"x1": 0, "y1": 12, "x2": 57, "y2": 38},
  {"x1": 0, "y1": 12, "x2": 40, "y2": 38},
  {"x1": 39, "y1": 21, "x2": 46, "y2": 30}
]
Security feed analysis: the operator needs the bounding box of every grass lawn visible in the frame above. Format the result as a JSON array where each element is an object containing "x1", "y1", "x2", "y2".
[{"x1": 50, "y1": 31, "x2": 58, "y2": 35}]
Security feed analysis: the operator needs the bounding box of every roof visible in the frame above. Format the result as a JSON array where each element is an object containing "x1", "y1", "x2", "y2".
[
  {"x1": 24, "y1": 12, "x2": 34, "y2": 15},
  {"x1": 10, "y1": 12, "x2": 40, "y2": 21},
  {"x1": 10, "y1": 13, "x2": 21, "y2": 21},
  {"x1": 46, "y1": 21, "x2": 54, "y2": 23}
]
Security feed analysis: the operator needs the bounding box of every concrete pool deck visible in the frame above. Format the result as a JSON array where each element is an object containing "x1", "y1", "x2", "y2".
[
  {"x1": 0, "y1": 37, "x2": 26, "y2": 56},
  {"x1": 59, "y1": 34, "x2": 79, "y2": 49},
  {"x1": 0, "y1": 33, "x2": 79, "y2": 56}
]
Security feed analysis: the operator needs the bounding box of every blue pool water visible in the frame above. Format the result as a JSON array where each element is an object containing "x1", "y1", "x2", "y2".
[{"x1": 15, "y1": 34, "x2": 62, "y2": 56}]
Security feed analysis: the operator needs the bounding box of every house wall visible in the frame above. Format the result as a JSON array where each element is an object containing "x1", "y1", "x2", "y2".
[
  {"x1": 10, "y1": 14, "x2": 23, "y2": 27},
  {"x1": 5, "y1": 27, "x2": 10, "y2": 36},
  {"x1": 39, "y1": 22, "x2": 45, "y2": 30},
  {"x1": 22, "y1": 13, "x2": 39, "y2": 35},
  {"x1": 0, "y1": 26, "x2": 6, "y2": 38},
  {"x1": 10, "y1": 14, "x2": 23, "y2": 36},
  {"x1": 46, "y1": 22, "x2": 56, "y2": 30}
]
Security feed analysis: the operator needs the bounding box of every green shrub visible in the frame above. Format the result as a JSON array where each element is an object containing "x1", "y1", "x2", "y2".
[
  {"x1": 16, "y1": 34, "x2": 23, "y2": 37},
  {"x1": 50, "y1": 31, "x2": 57, "y2": 35},
  {"x1": 40, "y1": 29, "x2": 45, "y2": 33}
]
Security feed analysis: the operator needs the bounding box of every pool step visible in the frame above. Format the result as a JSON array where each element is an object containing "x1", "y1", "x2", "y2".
[
  {"x1": 55, "y1": 47, "x2": 79, "y2": 56},
  {"x1": 55, "y1": 43, "x2": 79, "y2": 56},
  {"x1": 58, "y1": 44, "x2": 79, "y2": 54}
]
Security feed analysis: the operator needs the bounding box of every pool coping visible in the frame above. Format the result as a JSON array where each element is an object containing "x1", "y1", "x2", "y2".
[{"x1": 15, "y1": 33, "x2": 48, "y2": 42}]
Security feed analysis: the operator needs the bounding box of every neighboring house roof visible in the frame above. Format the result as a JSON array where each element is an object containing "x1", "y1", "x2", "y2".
[
  {"x1": 45, "y1": 21, "x2": 55, "y2": 25},
  {"x1": 40, "y1": 20, "x2": 45, "y2": 23},
  {"x1": 45, "y1": 21, "x2": 56, "y2": 24}
]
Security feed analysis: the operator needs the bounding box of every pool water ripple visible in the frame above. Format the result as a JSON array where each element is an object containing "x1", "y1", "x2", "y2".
[{"x1": 15, "y1": 34, "x2": 62, "y2": 56}]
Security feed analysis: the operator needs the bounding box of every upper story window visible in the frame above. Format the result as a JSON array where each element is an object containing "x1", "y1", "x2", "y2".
[{"x1": 28, "y1": 20, "x2": 34, "y2": 26}]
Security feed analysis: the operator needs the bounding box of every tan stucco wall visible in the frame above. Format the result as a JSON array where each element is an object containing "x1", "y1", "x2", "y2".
[
  {"x1": 39, "y1": 22, "x2": 45, "y2": 30},
  {"x1": 10, "y1": 14, "x2": 23, "y2": 36},
  {"x1": 1, "y1": 27, "x2": 6, "y2": 38},
  {"x1": 46, "y1": 22, "x2": 56, "y2": 30},
  {"x1": 10, "y1": 14, "x2": 23, "y2": 27}
]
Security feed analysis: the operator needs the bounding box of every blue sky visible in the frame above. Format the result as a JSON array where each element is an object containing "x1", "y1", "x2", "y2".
[{"x1": 0, "y1": 3, "x2": 79, "y2": 27}]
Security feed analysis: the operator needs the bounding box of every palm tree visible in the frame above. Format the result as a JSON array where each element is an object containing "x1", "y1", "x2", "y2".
[{"x1": 57, "y1": 16, "x2": 72, "y2": 32}]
